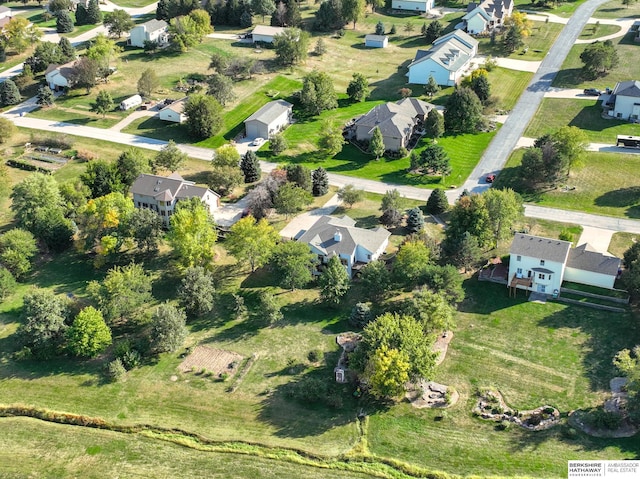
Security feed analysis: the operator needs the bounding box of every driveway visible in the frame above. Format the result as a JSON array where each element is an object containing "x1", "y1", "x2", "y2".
[
  {"x1": 525, "y1": 205, "x2": 640, "y2": 234},
  {"x1": 279, "y1": 194, "x2": 342, "y2": 239},
  {"x1": 577, "y1": 226, "x2": 615, "y2": 255}
]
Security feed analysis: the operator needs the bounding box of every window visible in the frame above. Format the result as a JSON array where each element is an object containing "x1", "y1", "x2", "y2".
[
  {"x1": 160, "y1": 211, "x2": 166, "y2": 216},
  {"x1": 540, "y1": 260, "x2": 545, "y2": 266},
  {"x1": 517, "y1": 255, "x2": 521, "y2": 262},
  {"x1": 137, "y1": 202, "x2": 141, "y2": 207},
  {"x1": 516, "y1": 268, "x2": 522, "y2": 275},
  {"x1": 538, "y1": 273, "x2": 545, "y2": 280},
  {"x1": 540, "y1": 285, "x2": 546, "y2": 293},
  {"x1": 142, "y1": 203, "x2": 148, "y2": 208}
]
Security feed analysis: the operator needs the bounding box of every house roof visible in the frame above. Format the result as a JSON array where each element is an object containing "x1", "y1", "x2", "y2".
[
  {"x1": 433, "y1": 29, "x2": 478, "y2": 50},
  {"x1": 408, "y1": 30, "x2": 476, "y2": 73},
  {"x1": 244, "y1": 99, "x2": 293, "y2": 126},
  {"x1": 462, "y1": 6, "x2": 492, "y2": 22},
  {"x1": 510, "y1": 234, "x2": 572, "y2": 264},
  {"x1": 252, "y1": 25, "x2": 285, "y2": 37},
  {"x1": 0, "y1": 5, "x2": 11, "y2": 13},
  {"x1": 365, "y1": 34, "x2": 387, "y2": 42},
  {"x1": 612, "y1": 80, "x2": 640, "y2": 98},
  {"x1": 139, "y1": 19, "x2": 168, "y2": 32},
  {"x1": 566, "y1": 243, "x2": 620, "y2": 276},
  {"x1": 44, "y1": 60, "x2": 76, "y2": 79},
  {"x1": 160, "y1": 97, "x2": 188, "y2": 114},
  {"x1": 130, "y1": 173, "x2": 219, "y2": 202},
  {"x1": 297, "y1": 216, "x2": 391, "y2": 258},
  {"x1": 464, "y1": 0, "x2": 512, "y2": 21},
  {"x1": 354, "y1": 98, "x2": 434, "y2": 140}
]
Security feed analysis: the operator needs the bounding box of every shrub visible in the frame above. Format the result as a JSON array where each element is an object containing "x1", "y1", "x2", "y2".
[
  {"x1": 308, "y1": 349, "x2": 322, "y2": 363},
  {"x1": 559, "y1": 229, "x2": 574, "y2": 242},
  {"x1": 75, "y1": 149, "x2": 97, "y2": 162},
  {"x1": 105, "y1": 358, "x2": 126, "y2": 382},
  {"x1": 496, "y1": 420, "x2": 511, "y2": 431},
  {"x1": 586, "y1": 408, "x2": 622, "y2": 430}
]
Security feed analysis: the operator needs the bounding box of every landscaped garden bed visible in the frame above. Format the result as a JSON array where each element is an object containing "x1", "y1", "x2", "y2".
[{"x1": 473, "y1": 389, "x2": 560, "y2": 431}]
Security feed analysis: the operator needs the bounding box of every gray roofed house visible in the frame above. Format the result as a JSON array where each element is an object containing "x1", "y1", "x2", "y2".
[
  {"x1": 462, "y1": 0, "x2": 514, "y2": 34},
  {"x1": 606, "y1": 80, "x2": 640, "y2": 122},
  {"x1": 510, "y1": 234, "x2": 572, "y2": 264},
  {"x1": 159, "y1": 97, "x2": 188, "y2": 123},
  {"x1": 297, "y1": 215, "x2": 391, "y2": 277},
  {"x1": 130, "y1": 173, "x2": 220, "y2": 226},
  {"x1": 353, "y1": 97, "x2": 434, "y2": 152},
  {"x1": 244, "y1": 100, "x2": 293, "y2": 140},
  {"x1": 566, "y1": 244, "x2": 620, "y2": 276},
  {"x1": 45, "y1": 60, "x2": 77, "y2": 91},
  {"x1": 128, "y1": 19, "x2": 169, "y2": 48}
]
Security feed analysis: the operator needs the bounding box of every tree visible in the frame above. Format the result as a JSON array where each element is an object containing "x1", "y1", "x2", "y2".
[
  {"x1": 449, "y1": 231, "x2": 482, "y2": 271},
  {"x1": 169, "y1": 10, "x2": 212, "y2": 52},
  {"x1": 444, "y1": 87, "x2": 483, "y2": 134},
  {"x1": 483, "y1": 188, "x2": 523, "y2": 247},
  {"x1": 404, "y1": 288, "x2": 455, "y2": 335},
  {"x1": 551, "y1": 125, "x2": 589, "y2": 176},
  {"x1": 317, "y1": 120, "x2": 345, "y2": 157},
  {"x1": 10, "y1": 173, "x2": 64, "y2": 231},
  {"x1": 359, "y1": 260, "x2": 391, "y2": 301},
  {"x1": 403, "y1": 21, "x2": 414, "y2": 34},
  {"x1": 137, "y1": 68, "x2": 159, "y2": 98},
  {"x1": 274, "y1": 183, "x2": 313, "y2": 217},
  {"x1": 313, "y1": 0, "x2": 345, "y2": 32},
  {"x1": 0, "y1": 117, "x2": 16, "y2": 144},
  {"x1": 613, "y1": 346, "x2": 640, "y2": 422},
  {"x1": 31, "y1": 207, "x2": 75, "y2": 253},
  {"x1": 380, "y1": 208, "x2": 402, "y2": 228},
  {"x1": 319, "y1": 254, "x2": 350, "y2": 305},
  {"x1": 270, "y1": 133, "x2": 288, "y2": 155},
  {"x1": 86, "y1": 34, "x2": 122, "y2": 77},
  {"x1": 81, "y1": 161, "x2": 122, "y2": 198},
  {"x1": 69, "y1": 57, "x2": 99, "y2": 93},
  {"x1": 314, "y1": 38, "x2": 327, "y2": 56},
  {"x1": 347, "y1": 72, "x2": 369, "y2": 103},
  {"x1": 49, "y1": 0, "x2": 73, "y2": 12},
  {"x1": 300, "y1": 70, "x2": 338, "y2": 115},
  {"x1": 252, "y1": 0, "x2": 276, "y2": 22},
  {"x1": 149, "y1": 304, "x2": 188, "y2": 354},
  {"x1": 381, "y1": 189, "x2": 402, "y2": 213},
  {"x1": 444, "y1": 194, "x2": 492, "y2": 250},
  {"x1": 260, "y1": 290, "x2": 283, "y2": 324},
  {"x1": 349, "y1": 302, "x2": 373, "y2": 328},
  {"x1": 503, "y1": 24, "x2": 524, "y2": 53},
  {"x1": 424, "y1": 75, "x2": 440, "y2": 97},
  {"x1": 406, "y1": 207, "x2": 425, "y2": 233},
  {"x1": 426, "y1": 188, "x2": 448, "y2": 215},
  {"x1": 206, "y1": 73, "x2": 235, "y2": 106},
  {"x1": 87, "y1": 263, "x2": 153, "y2": 322},
  {"x1": 127, "y1": 207, "x2": 163, "y2": 253},
  {"x1": 59, "y1": 37, "x2": 76, "y2": 62},
  {"x1": 270, "y1": 241, "x2": 316, "y2": 290},
  {"x1": 56, "y1": 10, "x2": 74, "y2": 33},
  {"x1": 369, "y1": 126, "x2": 386, "y2": 160},
  {"x1": 471, "y1": 73, "x2": 491, "y2": 104},
  {"x1": 283, "y1": 165, "x2": 310, "y2": 193},
  {"x1": 66, "y1": 306, "x2": 112, "y2": 357},
  {"x1": 375, "y1": 20, "x2": 385, "y2": 35},
  {"x1": 167, "y1": 198, "x2": 217, "y2": 268},
  {"x1": 208, "y1": 165, "x2": 243, "y2": 196},
  {"x1": 285, "y1": 0, "x2": 301, "y2": 27},
  {"x1": 393, "y1": 239, "x2": 431, "y2": 286},
  {"x1": 177, "y1": 266, "x2": 216, "y2": 318},
  {"x1": 366, "y1": 345, "x2": 411, "y2": 400},
  {"x1": 155, "y1": 140, "x2": 188, "y2": 172},
  {"x1": 227, "y1": 216, "x2": 279, "y2": 272},
  {"x1": 342, "y1": 0, "x2": 364, "y2": 28},
  {"x1": 504, "y1": 10, "x2": 532, "y2": 37},
  {"x1": 91, "y1": 90, "x2": 114, "y2": 118},
  {"x1": 86, "y1": 0, "x2": 103, "y2": 24},
  {"x1": 18, "y1": 288, "x2": 69, "y2": 358},
  {"x1": 414, "y1": 144, "x2": 450, "y2": 179},
  {"x1": 0, "y1": 229, "x2": 38, "y2": 279},
  {"x1": 36, "y1": 85, "x2": 55, "y2": 107},
  {"x1": 273, "y1": 28, "x2": 309, "y2": 65},
  {"x1": 0, "y1": 79, "x2": 21, "y2": 107},
  {"x1": 240, "y1": 150, "x2": 261, "y2": 183},
  {"x1": 423, "y1": 109, "x2": 444, "y2": 142},
  {"x1": 4, "y1": 17, "x2": 42, "y2": 54},
  {"x1": 337, "y1": 184, "x2": 364, "y2": 208},
  {"x1": 116, "y1": 149, "x2": 151, "y2": 188},
  {"x1": 0, "y1": 267, "x2": 17, "y2": 300},
  {"x1": 103, "y1": 9, "x2": 134, "y2": 37},
  {"x1": 184, "y1": 94, "x2": 223, "y2": 140},
  {"x1": 424, "y1": 20, "x2": 442, "y2": 43},
  {"x1": 312, "y1": 167, "x2": 329, "y2": 197},
  {"x1": 212, "y1": 144, "x2": 241, "y2": 167}
]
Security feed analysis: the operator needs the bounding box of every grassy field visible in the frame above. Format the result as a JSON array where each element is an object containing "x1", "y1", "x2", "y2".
[
  {"x1": 578, "y1": 23, "x2": 621, "y2": 40},
  {"x1": 109, "y1": 0, "x2": 156, "y2": 7},
  {"x1": 487, "y1": 68, "x2": 534, "y2": 111},
  {"x1": 609, "y1": 232, "x2": 637, "y2": 258},
  {"x1": 594, "y1": 0, "x2": 640, "y2": 19},
  {"x1": 495, "y1": 148, "x2": 640, "y2": 219},
  {"x1": 525, "y1": 98, "x2": 640, "y2": 144},
  {"x1": 476, "y1": 20, "x2": 564, "y2": 61}
]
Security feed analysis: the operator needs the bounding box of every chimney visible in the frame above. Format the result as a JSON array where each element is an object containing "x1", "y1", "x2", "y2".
[{"x1": 334, "y1": 231, "x2": 342, "y2": 242}]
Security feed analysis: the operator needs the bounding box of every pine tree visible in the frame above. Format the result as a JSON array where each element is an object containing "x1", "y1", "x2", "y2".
[
  {"x1": 424, "y1": 109, "x2": 444, "y2": 140},
  {"x1": 58, "y1": 37, "x2": 76, "y2": 62},
  {"x1": 56, "y1": 10, "x2": 74, "y2": 33},
  {"x1": 369, "y1": 126, "x2": 385, "y2": 160},
  {"x1": 36, "y1": 85, "x2": 55, "y2": 107},
  {"x1": 319, "y1": 255, "x2": 350, "y2": 306},
  {"x1": 406, "y1": 207, "x2": 425, "y2": 233},
  {"x1": 426, "y1": 188, "x2": 448, "y2": 215},
  {"x1": 75, "y1": 4, "x2": 88, "y2": 25},
  {"x1": 375, "y1": 20, "x2": 384, "y2": 35},
  {"x1": 424, "y1": 75, "x2": 439, "y2": 97},
  {"x1": 0, "y1": 80, "x2": 21, "y2": 107},
  {"x1": 86, "y1": 0, "x2": 102, "y2": 24},
  {"x1": 312, "y1": 167, "x2": 329, "y2": 196},
  {"x1": 240, "y1": 150, "x2": 261, "y2": 183}
]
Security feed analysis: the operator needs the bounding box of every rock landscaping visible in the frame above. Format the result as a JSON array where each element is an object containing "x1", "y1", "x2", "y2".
[
  {"x1": 406, "y1": 380, "x2": 459, "y2": 409},
  {"x1": 473, "y1": 389, "x2": 560, "y2": 431}
]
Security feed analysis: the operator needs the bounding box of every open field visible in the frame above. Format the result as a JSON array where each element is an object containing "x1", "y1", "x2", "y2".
[
  {"x1": 109, "y1": 0, "x2": 156, "y2": 7},
  {"x1": 525, "y1": 98, "x2": 640, "y2": 143},
  {"x1": 609, "y1": 232, "x2": 637, "y2": 258},
  {"x1": 578, "y1": 23, "x2": 621, "y2": 39},
  {"x1": 476, "y1": 20, "x2": 563, "y2": 61},
  {"x1": 495, "y1": 148, "x2": 640, "y2": 219},
  {"x1": 486, "y1": 68, "x2": 534, "y2": 111},
  {"x1": 594, "y1": 0, "x2": 640, "y2": 19}
]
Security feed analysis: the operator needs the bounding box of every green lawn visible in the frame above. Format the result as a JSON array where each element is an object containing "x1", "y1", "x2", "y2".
[
  {"x1": 525, "y1": 98, "x2": 640, "y2": 143},
  {"x1": 495, "y1": 148, "x2": 640, "y2": 219},
  {"x1": 578, "y1": 23, "x2": 621, "y2": 39},
  {"x1": 108, "y1": 0, "x2": 157, "y2": 7},
  {"x1": 17, "y1": 9, "x2": 56, "y2": 28},
  {"x1": 476, "y1": 21, "x2": 563, "y2": 61},
  {"x1": 122, "y1": 116, "x2": 194, "y2": 143},
  {"x1": 594, "y1": 0, "x2": 640, "y2": 19},
  {"x1": 29, "y1": 103, "x2": 125, "y2": 129},
  {"x1": 608, "y1": 232, "x2": 637, "y2": 258},
  {"x1": 487, "y1": 68, "x2": 534, "y2": 111}
]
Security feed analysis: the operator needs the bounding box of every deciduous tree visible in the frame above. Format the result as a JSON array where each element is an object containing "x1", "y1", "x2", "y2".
[
  {"x1": 317, "y1": 120, "x2": 345, "y2": 157},
  {"x1": 365, "y1": 345, "x2": 410, "y2": 399},
  {"x1": 18, "y1": 288, "x2": 69, "y2": 358},
  {"x1": 127, "y1": 207, "x2": 164, "y2": 253},
  {"x1": 103, "y1": 9, "x2": 134, "y2": 37},
  {"x1": 81, "y1": 160, "x2": 122, "y2": 198},
  {"x1": 137, "y1": 68, "x2": 159, "y2": 98},
  {"x1": 300, "y1": 70, "x2": 338, "y2": 115},
  {"x1": 393, "y1": 239, "x2": 431, "y2": 286},
  {"x1": 91, "y1": 90, "x2": 114, "y2": 118},
  {"x1": 149, "y1": 304, "x2": 188, "y2": 354},
  {"x1": 270, "y1": 240, "x2": 316, "y2": 290},
  {"x1": 337, "y1": 184, "x2": 364, "y2": 208},
  {"x1": 206, "y1": 73, "x2": 235, "y2": 106},
  {"x1": 270, "y1": 133, "x2": 288, "y2": 155},
  {"x1": 227, "y1": 216, "x2": 279, "y2": 272},
  {"x1": 342, "y1": 0, "x2": 364, "y2": 29},
  {"x1": 274, "y1": 183, "x2": 313, "y2": 217},
  {"x1": 0, "y1": 229, "x2": 38, "y2": 279},
  {"x1": 319, "y1": 254, "x2": 350, "y2": 305},
  {"x1": 168, "y1": 197, "x2": 218, "y2": 268},
  {"x1": 66, "y1": 306, "x2": 112, "y2": 357},
  {"x1": 483, "y1": 188, "x2": 523, "y2": 247},
  {"x1": 184, "y1": 94, "x2": 223, "y2": 140},
  {"x1": 177, "y1": 266, "x2": 216, "y2": 318},
  {"x1": 273, "y1": 27, "x2": 309, "y2": 65},
  {"x1": 359, "y1": 260, "x2": 391, "y2": 301},
  {"x1": 404, "y1": 288, "x2": 455, "y2": 334},
  {"x1": 444, "y1": 87, "x2": 483, "y2": 133},
  {"x1": 347, "y1": 72, "x2": 370, "y2": 103},
  {"x1": 155, "y1": 140, "x2": 188, "y2": 172},
  {"x1": 0, "y1": 267, "x2": 17, "y2": 300}
]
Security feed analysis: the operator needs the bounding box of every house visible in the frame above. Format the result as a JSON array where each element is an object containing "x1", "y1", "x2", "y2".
[
  {"x1": 365, "y1": 34, "x2": 388, "y2": 48},
  {"x1": 605, "y1": 80, "x2": 640, "y2": 122},
  {"x1": 159, "y1": 97, "x2": 188, "y2": 123},
  {"x1": 0, "y1": 6, "x2": 12, "y2": 31},
  {"x1": 251, "y1": 25, "x2": 285, "y2": 44},
  {"x1": 353, "y1": 97, "x2": 434, "y2": 152},
  {"x1": 120, "y1": 94, "x2": 142, "y2": 111},
  {"x1": 391, "y1": 0, "x2": 435, "y2": 13},
  {"x1": 508, "y1": 234, "x2": 620, "y2": 295},
  {"x1": 130, "y1": 173, "x2": 220, "y2": 227},
  {"x1": 297, "y1": 215, "x2": 391, "y2": 278},
  {"x1": 407, "y1": 29, "x2": 478, "y2": 86},
  {"x1": 244, "y1": 99, "x2": 293, "y2": 140},
  {"x1": 44, "y1": 61, "x2": 76, "y2": 91},
  {"x1": 128, "y1": 19, "x2": 169, "y2": 48},
  {"x1": 462, "y1": 0, "x2": 514, "y2": 34}
]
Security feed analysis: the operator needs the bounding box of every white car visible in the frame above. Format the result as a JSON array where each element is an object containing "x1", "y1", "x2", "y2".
[{"x1": 250, "y1": 137, "x2": 265, "y2": 147}]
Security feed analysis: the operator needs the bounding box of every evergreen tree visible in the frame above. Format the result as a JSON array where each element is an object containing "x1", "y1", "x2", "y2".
[
  {"x1": 240, "y1": 10, "x2": 253, "y2": 28},
  {"x1": 426, "y1": 188, "x2": 448, "y2": 215},
  {"x1": 503, "y1": 24, "x2": 523, "y2": 53},
  {"x1": 240, "y1": 150, "x2": 261, "y2": 183},
  {"x1": 424, "y1": 75, "x2": 439, "y2": 97},
  {"x1": 285, "y1": 164, "x2": 312, "y2": 192},
  {"x1": 56, "y1": 10, "x2": 74, "y2": 33},
  {"x1": 312, "y1": 167, "x2": 329, "y2": 197},
  {"x1": 406, "y1": 207, "x2": 424, "y2": 233},
  {"x1": 58, "y1": 37, "x2": 76, "y2": 62},
  {"x1": 314, "y1": 38, "x2": 327, "y2": 56},
  {"x1": 424, "y1": 108, "x2": 444, "y2": 140},
  {"x1": 347, "y1": 72, "x2": 369, "y2": 102},
  {"x1": 285, "y1": 0, "x2": 301, "y2": 26},
  {"x1": 86, "y1": 0, "x2": 103, "y2": 24},
  {"x1": 369, "y1": 126, "x2": 385, "y2": 160},
  {"x1": 349, "y1": 302, "x2": 372, "y2": 328},
  {"x1": 75, "y1": 3, "x2": 88, "y2": 25},
  {"x1": 424, "y1": 20, "x2": 442, "y2": 43},
  {"x1": 0, "y1": 80, "x2": 21, "y2": 106},
  {"x1": 375, "y1": 20, "x2": 384, "y2": 35},
  {"x1": 452, "y1": 231, "x2": 482, "y2": 272},
  {"x1": 380, "y1": 208, "x2": 402, "y2": 228},
  {"x1": 444, "y1": 87, "x2": 483, "y2": 134},
  {"x1": 270, "y1": 133, "x2": 288, "y2": 155},
  {"x1": 471, "y1": 74, "x2": 491, "y2": 104},
  {"x1": 319, "y1": 254, "x2": 350, "y2": 305},
  {"x1": 36, "y1": 85, "x2": 55, "y2": 107},
  {"x1": 156, "y1": 0, "x2": 169, "y2": 20}
]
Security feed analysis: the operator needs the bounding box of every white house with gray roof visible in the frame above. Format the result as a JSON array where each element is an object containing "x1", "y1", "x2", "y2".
[
  {"x1": 606, "y1": 80, "x2": 640, "y2": 122},
  {"x1": 407, "y1": 29, "x2": 478, "y2": 86},
  {"x1": 251, "y1": 25, "x2": 286, "y2": 43},
  {"x1": 297, "y1": 216, "x2": 391, "y2": 278},
  {"x1": 159, "y1": 97, "x2": 188, "y2": 123},
  {"x1": 130, "y1": 173, "x2": 220, "y2": 226},
  {"x1": 391, "y1": 0, "x2": 434, "y2": 13},
  {"x1": 353, "y1": 97, "x2": 434, "y2": 152},
  {"x1": 508, "y1": 234, "x2": 620, "y2": 295},
  {"x1": 462, "y1": 0, "x2": 513, "y2": 34},
  {"x1": 244, "y1": 99, "x2": 293, "y2": 140},
  {"x1": 128, "y1": 19, "x2": 169, "y2": 48}
]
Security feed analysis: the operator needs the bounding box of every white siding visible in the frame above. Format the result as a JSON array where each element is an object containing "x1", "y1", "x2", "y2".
[
  {"x1": 245, "y1": 120, "x2": 268, "y2": 140},
  {"x1": 466, "y1": 15, "x2": 487, "y2": 34},
  {"x1": 408, "y1": 60, "x2": 453, "y2": 86},
  {"x1": 365, "y1": 38, "x2": 387, "y2": 48},
  {"x1": 391, "y1": 0, "x2": 432, "y2": 12},
  {"x1": 611, "y1": 96, "x2": 640, "y2": 121},
  {"x1": 564, "y1": 267, "x2": 616, "y2": 289},
  {"x1": 159, "y1": 109, "x2": 186, "y2": 123},
  {"x1": 508, "y1": 255, "x2": 565, "y2": 294},
  {"x1": 252, "y1": 33, "x2": 275, "y2": 43}
]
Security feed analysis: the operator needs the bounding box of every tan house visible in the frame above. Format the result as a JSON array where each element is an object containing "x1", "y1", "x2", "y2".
[
  {"x1": 244, "y1": 99, "x2": 293, "y2": 140},
  {"x1": 45, "y1": 61, "x2": 76, "y2": 91},
  {"x1": 159, "y1": 98, "x2": 188, "y2": 123}
]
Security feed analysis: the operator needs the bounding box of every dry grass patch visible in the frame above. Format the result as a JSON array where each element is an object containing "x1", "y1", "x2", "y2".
[{"x1": 178, "y1": 345, "x2": 243, "y2": 377}]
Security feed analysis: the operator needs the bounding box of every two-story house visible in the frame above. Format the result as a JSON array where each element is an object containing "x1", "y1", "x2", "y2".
[{"x1": 130, "y1": 173, "x2": 220, "y2": 227}]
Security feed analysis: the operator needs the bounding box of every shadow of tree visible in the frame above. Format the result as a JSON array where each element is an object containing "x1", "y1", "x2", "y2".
[{"x1": 594, "y1": 187, "x2": 640, "y2": 218}]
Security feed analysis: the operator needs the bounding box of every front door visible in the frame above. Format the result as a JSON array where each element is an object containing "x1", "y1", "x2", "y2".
[{"x1": 537, "y1": 284, "x2": 546, "y2": 293}]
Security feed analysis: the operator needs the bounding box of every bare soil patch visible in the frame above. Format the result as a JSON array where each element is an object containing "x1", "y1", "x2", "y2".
[
  {"x1": 178, "y1": 346, "x2": 243, "y2": 377},
  {"x1": 433, "y1": 331, "x2": 454, "y2": 366}
]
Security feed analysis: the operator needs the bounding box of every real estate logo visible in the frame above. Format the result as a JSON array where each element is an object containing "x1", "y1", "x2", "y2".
[{"x1": 568, "y1": 461, "x2": 640, "y2": 478}]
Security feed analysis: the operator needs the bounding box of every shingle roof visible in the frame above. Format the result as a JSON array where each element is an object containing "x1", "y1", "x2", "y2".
[
  {"x1": 612, "y1": 80, "x2": 640, "y2": 98},
  {"x1": 252, "y1": 25, "x2": 285, "y2": 37},
  {"x1": 244, "y1": 99, "x2": 293, "y2": 126},
  {"x1": 354, "y1": 98, "x2": 434, "y2": 139},
  {"x1": 433, "y1": 29, "x2": 478, "y2": 50},
  {"x1": 297, "y1": 216, "x2": 391, "y2": 258},
  {"x1": 140, "y1": 19, "x2": 168, "y2": 32},
  {"x1": 0, "y1": 5, "x2": 11, "y2": 13},
  {"x1": 130, "y1": 173, "x2": 219, "y2": 202},
  {"x1": 161, "y1": 97, "x2": 188, "y2": 114},
  {"x1": 510, "y1": 234, "x2": 572, "y2": 264},
  {"x1": 566, "y1": 244, "x2": 620, "y2": 276},
  {"x1": 409, "y1": 30, "x2": 476, "y2": 73}
]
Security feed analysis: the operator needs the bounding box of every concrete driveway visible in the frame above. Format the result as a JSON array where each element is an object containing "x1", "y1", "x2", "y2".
[
  {"x1": 577, "y1": 226, "x2": 615, "y2": 255},
  {"x1": 279, "y1": 194, "x2": 342, "y2": 239}
]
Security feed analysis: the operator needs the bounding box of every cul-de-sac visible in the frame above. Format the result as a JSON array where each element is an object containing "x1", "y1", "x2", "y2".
[{"x1": 0, "y1": 0, "x2": 639, "y2": 476}]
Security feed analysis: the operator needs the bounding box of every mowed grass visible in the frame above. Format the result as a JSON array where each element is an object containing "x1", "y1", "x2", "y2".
[
  {"x1": 487, "y1": 68, "x2": 534, "y2": 111},
  {"x1": 108, "y1": 0, "x2": 156, "y2": 7},
  {"x1": 579, "y1": 23, "x2": 621, "y2": 39},
  {"x1": 367, "y1": 280, "x2": 640, "y2": 478},
  {"x1": 608, "y1": 232, "x2": 638, "y2": 258},
  {"x1": 495, "y1": 148, "x2": 640, "y2": 218},
  {"x1": 524, "y1": 98, "x2": 640, "y2": 143},
  {"x1": 0, "y1": 418, "x2": 374, "y2": 479},
  {"x1": 594, "y1": 0, "x2": 640, "y2": 19},
  {"x1": 476, "y1": 21, "x2": 563, "y2": 61}
]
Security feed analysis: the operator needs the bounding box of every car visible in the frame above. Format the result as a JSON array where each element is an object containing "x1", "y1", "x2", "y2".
[
  {"x1": 250, "y1": 137, "x2": 265, "y2": 147},
  {"x1": 583, "y1": 88, "x2": 601, "y2": 96},
  {"x1": 485, "y1": 174, "x2": 496, "y2": 183}
]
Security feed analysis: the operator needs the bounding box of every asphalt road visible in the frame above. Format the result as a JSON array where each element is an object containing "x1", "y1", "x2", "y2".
[{"x1": 458, "y1": 0, "x2": 614, "y2": 196}]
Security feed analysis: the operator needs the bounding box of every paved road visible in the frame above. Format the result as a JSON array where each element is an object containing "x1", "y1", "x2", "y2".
[
  {"x1": 458, "y1": 0, "x2": 613, "y2": 197},
  {"x1": 525, "y1": 205, "x2": 640, "y2": 234}
]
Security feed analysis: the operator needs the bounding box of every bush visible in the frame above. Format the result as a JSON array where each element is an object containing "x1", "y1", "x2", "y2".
[
  {"x1": 586, "y1": 408, "x2": 622, "y2": 430},
  {"x1": 105, "y1": 358, "x2": 126, "y2": 382},
  {"x1": 559, "y1": 229, "x2": 574, "y2": 242},
  {"x1": 495, "y1": 420, "x2": 511, "y2": 431},
  {"x1": 308, "y1": 349, "x2": 322, "y2": 363}
]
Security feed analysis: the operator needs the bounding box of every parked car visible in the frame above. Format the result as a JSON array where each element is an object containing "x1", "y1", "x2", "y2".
[
  {"x1": 583, "y1": 88, "x2": 601, "y2": 96},
  {"x1": 250, "y1": 137, "x2": 265, "y2": 147},
  {"x1": 485, "y1": 174, "x2": 496, "y2": 183}
]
